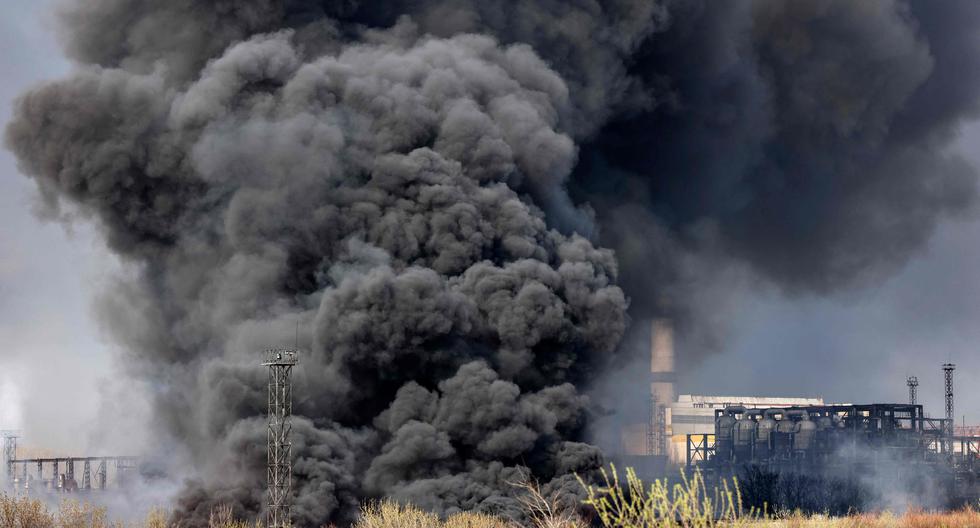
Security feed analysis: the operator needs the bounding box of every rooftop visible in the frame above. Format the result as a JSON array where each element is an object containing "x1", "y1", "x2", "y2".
[{"x1": 675, "y1": 394, "x2": 826, "y2": 406}]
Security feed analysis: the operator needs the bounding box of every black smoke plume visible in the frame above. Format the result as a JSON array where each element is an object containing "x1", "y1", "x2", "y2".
[{"x1": 6, "y1": 0, "x2": 980, "y2": 525}]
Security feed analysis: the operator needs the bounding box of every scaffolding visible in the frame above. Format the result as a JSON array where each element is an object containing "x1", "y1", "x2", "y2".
[
  {"x1": 263, "y1": 349, "x2": 298, "y2": 528},
  {"x1": 646, "y1": 395, "x2": 667, "y2": 456}
]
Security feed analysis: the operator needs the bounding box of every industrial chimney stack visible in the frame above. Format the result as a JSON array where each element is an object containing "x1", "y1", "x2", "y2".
[
  {"x1": 647, "y1": 319, "x2": 676, "y2": 456},
  {"x1": 619, "y1": 319, "x2": 677, "y2": 457}
]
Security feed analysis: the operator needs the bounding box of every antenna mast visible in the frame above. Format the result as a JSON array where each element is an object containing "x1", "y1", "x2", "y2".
[
  {"x1": 263, "y1": 348, "x2": 299, "y2": 528},
  {"x1": 906, "y1": 376, "x2": 918, "y2": 405}
]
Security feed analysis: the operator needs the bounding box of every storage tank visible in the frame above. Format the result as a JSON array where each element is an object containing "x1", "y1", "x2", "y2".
[
  {"x1": 715, "y1": 408, "x2": 739, "y2": 461},
  {"x1": 775, "y1": 413, "x2": 796, "y2": 433},
  {"x1": 732, "y1": 408, "x2": 755, "y2": 460},
  {"x1": 756, "y1": 409, "x2": 779, "y2": 457},
  {"x1": 815, "y1": 414, "x2": 834, "y2": 430},
  {"x1": 734, "y1": 412, "x2": 757, "y2": 446},
  {"x1": 793, "y1": 411, "x2": 817, "y2": 451},
  {"x1": 771, "y1": 410, "x2": 798, "y2": 453}
]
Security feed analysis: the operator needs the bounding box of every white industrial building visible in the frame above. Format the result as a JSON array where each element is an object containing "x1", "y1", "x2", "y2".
[{"x1": 619, "y1": 320, "x2": 827, "y2": 466}]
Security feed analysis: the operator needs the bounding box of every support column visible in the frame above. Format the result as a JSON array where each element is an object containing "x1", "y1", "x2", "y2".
[
  {"x1": 97, "y1": 460, "x2": 107, "y2": 490},
  {"x1": 82, "y1": 460, "x2": 91, "y2": 490}
]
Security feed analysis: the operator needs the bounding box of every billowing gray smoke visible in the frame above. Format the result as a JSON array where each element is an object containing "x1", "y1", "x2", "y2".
[{"x1": 6, "y1": 0, "x2": 980, "y2": 525}]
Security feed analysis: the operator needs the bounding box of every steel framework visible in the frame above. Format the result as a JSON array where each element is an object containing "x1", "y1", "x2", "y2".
[
  {"x1": 944, "y1": 363, "x2": 956, "y2": 454},
  {"x1": 686, "y1": 433, "x2": 714, "y2": 467},
  {"x1": 2, "y1": 431, "x2": 17, "y2": 487},
  {"x1": 263, "y1": 349, "x2": 298, "y2": 528},
  {"x1": 907, "y1": 376, "x2": 918, "y2": 405},
  {"x1": 4, "y1": 456, "x2": 136, "y2": 491},
  {"x1": 943, "y1": 364, "x2": 956, "y2": 422},
  {"x1": 646, "y1": 395, "x2": 667, "y2": 456}
]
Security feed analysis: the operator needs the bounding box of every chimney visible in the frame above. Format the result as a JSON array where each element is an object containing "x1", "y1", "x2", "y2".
[
  {"x1": 648, "y1": 319, "x2": 675, "y2": 456},
  {"x1": 620, "y1": 319, "x2": 676, "y2": 457},
  {"x1": 650, "y1": 318, "x2": 676, "y2": 407}
]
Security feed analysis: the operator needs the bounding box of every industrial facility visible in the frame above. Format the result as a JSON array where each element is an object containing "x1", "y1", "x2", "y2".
[
  {"x1": 688, "y1": 402, "x2": 980, "y2": 508},
  {"x1": 617, "y1": 319, "x2": 980, "y2": 508},
  {"x1": 1, "y1": 432, "x2": 138, "y2": 493},
  {"x1": 619, "y1": 320, "x2": 831, "y2": 467}
]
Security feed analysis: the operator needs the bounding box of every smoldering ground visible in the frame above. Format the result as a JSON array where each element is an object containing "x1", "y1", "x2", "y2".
[{"x1": 6, "y1": 0, "x2": 980, "y2": 525}]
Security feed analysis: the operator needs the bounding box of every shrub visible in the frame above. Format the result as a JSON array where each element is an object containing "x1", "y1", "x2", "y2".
[{"x1": 577, "y1": 465, "x2": 748, "y2": 528}]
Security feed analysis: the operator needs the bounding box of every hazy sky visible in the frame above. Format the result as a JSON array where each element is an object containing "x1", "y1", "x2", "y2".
[
  {"x1": 682, "y1": 124, "x2": 980, "y2": 422},
  {"x1": 2, "y1": 1, "x2": 980, "y2": 456},
  {"x1": 0, "y1": 0, "x2": 119, "y2": 452}
]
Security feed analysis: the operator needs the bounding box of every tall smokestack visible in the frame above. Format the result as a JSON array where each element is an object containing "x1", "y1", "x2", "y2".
[
  {"x1": 650, "y1": 319, "x2": 675, "y2": 409},
  {"x1": 618, "y1": 318, "x2": 675, "y2": 457},
  {"x1": 648, "y1": 319, "x2": 675, "y2": 456}
]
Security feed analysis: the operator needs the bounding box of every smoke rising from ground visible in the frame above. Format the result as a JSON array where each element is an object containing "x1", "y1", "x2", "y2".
[{"x1": 6, "y1": 0, "x2": 980, "y2": 525}]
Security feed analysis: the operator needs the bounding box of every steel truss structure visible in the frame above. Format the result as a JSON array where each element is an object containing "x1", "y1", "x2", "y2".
[
  {"x1": 263, "y1": 349, "x2": 298, "y2": 528},
  {"x1": 5, "y1": 456, "x2": 137, "y2": 492},
  {"x1": 2, "y1": 431, "x2": 17, "y2": 485}
]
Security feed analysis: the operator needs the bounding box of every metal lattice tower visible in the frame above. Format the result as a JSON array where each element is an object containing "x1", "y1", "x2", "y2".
[
  {"x1": 907, "y1": 376, "x2": 918, "y2": 405},
  {"x1": 263, "y1": 349, "x2": 299, "y2": 528},
  {"x1": 2, "y1": 432, "x2": 18, "y2": 487},
  {"x1": 943, "y1": 363, "x2": 955, "y2": 422}
]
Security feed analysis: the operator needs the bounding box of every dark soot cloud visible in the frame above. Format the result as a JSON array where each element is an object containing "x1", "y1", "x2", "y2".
[{"x1": 5, "y1": 0, "x2": 980, "y2": 525}]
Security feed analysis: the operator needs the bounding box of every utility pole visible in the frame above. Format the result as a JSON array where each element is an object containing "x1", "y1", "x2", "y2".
[
  {"x1": 263, "y1": 349, "x2": 298, "y2": 528},
  {"x1": 907, "y1": 376, "x2": 918, "y2": 405}
]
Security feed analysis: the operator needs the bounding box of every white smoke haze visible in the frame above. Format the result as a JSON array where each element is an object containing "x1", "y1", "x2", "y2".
[
  {"x1": 747, "y1": 435, "x2": 958, "y2": 515},
  {"x1": 0, "y1": 378, "x2": 23, "y2": 433},
  {"x1": 3, "y1": 0, "x2": 980, "y2": 526}
]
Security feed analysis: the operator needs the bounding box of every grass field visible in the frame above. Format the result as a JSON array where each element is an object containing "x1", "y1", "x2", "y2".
[{"x1": 1, "y1": 465, "x2": 976, "y2": 527}]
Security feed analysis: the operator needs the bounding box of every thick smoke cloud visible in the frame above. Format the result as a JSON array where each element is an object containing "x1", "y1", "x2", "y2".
[
  {"x1": 576, "y1": 0, "x2": 980, "y2": 305},
  {"x1": 6, "y1": 0, "x2": 980, "y2": 525},
  {"x1": 7, "y1": 13, "x2": 626, "y2": 525}
]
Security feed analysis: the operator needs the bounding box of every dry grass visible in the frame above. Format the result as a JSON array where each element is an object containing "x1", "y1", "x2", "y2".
[
  {"x1": 748, "y1": 508, "x2": 980, "y2": 527},
  {"x1": 3, "y1": 474, "x2": 980, "y2": 528},
  {"x1": 578, "y1": 465, "x2": 749, "y2": 527},
  {"x1": 0, "y1": 495, "x2": 258, "y2": 528},
  {"x1": 355, "y1": 501, "x2": 516, "y2": 528},
  {"x1": 0, "y1": 495, "x2": 110, "y2": 528},
  {"x1": 510, "y1": 478, "x2": 586, "y2": 528}
]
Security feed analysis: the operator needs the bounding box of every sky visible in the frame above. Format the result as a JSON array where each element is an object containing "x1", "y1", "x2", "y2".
[
  {"x1": 0, "y1": 0, "x2": 119, "y2": 452},
  {"x1": 1, "y1": 1, "x2": 980, "y2": 455},
  {"x1": 682, "y1": 125, "x2": 980, "y2": 422}
]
